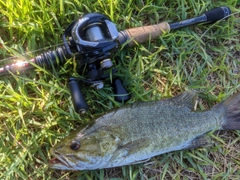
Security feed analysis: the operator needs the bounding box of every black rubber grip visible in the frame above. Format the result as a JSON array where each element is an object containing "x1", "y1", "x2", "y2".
[
  {"x1": 204, "y1": 6, "x2": 231, "y2": 23},
  {"x1": 68, "y1": 78, "x2": 89, "y2": 113},
  {"x1": 113, "y1": 79, "x2": 130, "y2": 102}
]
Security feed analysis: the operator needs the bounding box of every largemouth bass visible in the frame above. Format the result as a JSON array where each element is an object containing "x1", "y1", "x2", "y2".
[{"x1": 49, "y1": 91, "x2": 240, "y2": 170}]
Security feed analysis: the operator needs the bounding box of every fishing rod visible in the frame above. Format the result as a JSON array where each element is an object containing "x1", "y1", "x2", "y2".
[{"x1": 0, "y1": 6, "x2": 231, "y2": 113}]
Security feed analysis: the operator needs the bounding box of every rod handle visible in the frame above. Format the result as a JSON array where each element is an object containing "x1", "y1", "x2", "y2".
[{"x1": 119, "y1": 22, "x2": 170, "y2": 47}]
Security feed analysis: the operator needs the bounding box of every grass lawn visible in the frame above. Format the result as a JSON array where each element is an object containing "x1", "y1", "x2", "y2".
[{"x1": 0, "y1": 0, "x2": 240, "y2": 179}]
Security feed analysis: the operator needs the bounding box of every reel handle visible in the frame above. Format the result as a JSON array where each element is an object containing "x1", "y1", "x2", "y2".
[
  {"x1": 68, "y1": 78, "x2": 89, "y2": 114},
  {"x1": 112, "y1": 79, "x2": 130, "y2": 102}
]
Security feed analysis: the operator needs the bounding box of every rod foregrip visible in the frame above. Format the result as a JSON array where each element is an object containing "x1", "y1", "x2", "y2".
[{"x1": 120, "y1": 22, "x2": 170, "y2": 47}]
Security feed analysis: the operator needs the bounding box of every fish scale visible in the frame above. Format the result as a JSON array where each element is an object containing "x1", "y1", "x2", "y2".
[
  {"x1": 99, "y1": 101, "x2": 216, "y2": 142},
  {"x1": 50, "y1": 91, "x2": 240, "y2": 170}
]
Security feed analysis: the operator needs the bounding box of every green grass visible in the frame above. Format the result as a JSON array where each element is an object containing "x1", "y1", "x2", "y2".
[{"x1": 0, "y1": 0, "x2": 240, "y2": 179}]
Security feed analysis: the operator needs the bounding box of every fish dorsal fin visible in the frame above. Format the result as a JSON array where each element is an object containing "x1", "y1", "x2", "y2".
[{"x1": 166, "y1": 90, "x2": 197, "y2": 110}]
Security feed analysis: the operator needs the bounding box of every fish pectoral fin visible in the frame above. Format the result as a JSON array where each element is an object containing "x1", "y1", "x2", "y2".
[
  {"x1": 166, "y1": 90, "x2": 197, "y2": 110},
  {"x1": 109, "y1": 138, "x2": 151, "y2": 164},
  {"x1": 186, "y1": 135, "x2": 214, "y2": 150},
  {"x1": 118, "y1": 137, "x2": 151, "y2": 155}
]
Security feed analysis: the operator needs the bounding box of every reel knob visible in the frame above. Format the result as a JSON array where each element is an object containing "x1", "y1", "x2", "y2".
[
  {"x1": 112, "y1": 79, "x2": 130, "y2": 102},
  {"x1": 68, "y1": 78, "x2": 89, "y2": 114}
]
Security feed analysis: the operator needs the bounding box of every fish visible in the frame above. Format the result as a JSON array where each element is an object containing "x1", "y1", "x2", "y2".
[{"x1": 49, "y1": 91, "x2": 240, "y2": 170}]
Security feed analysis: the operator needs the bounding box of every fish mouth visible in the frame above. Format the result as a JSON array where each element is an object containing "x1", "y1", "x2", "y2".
[{"x1": 49, "y1": 153, "x2": 72, "y2": 168}]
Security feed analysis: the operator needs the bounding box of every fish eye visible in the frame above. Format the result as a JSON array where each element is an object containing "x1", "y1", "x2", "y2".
[{"x1": 70, "y1": 140, "x2": 81, "y2": 150}]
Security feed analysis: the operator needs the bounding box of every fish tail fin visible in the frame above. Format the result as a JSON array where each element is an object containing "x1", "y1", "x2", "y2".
[{"x1": 219, "y1": 92, "x2": 240, "y2": 130}]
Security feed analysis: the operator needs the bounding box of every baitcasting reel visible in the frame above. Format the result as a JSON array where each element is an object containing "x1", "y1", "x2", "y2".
[
  {"x1": 0, "y1": 13, "x2": 130, "y2": 114},
  {"x1": 63, "y1": 13, "x2": 130, "y2": 113}
]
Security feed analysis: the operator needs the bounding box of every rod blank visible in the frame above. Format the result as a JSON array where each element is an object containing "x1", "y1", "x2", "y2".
[{"x1": 169, "y1": 6, "x2": 231, "y2": 30}]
